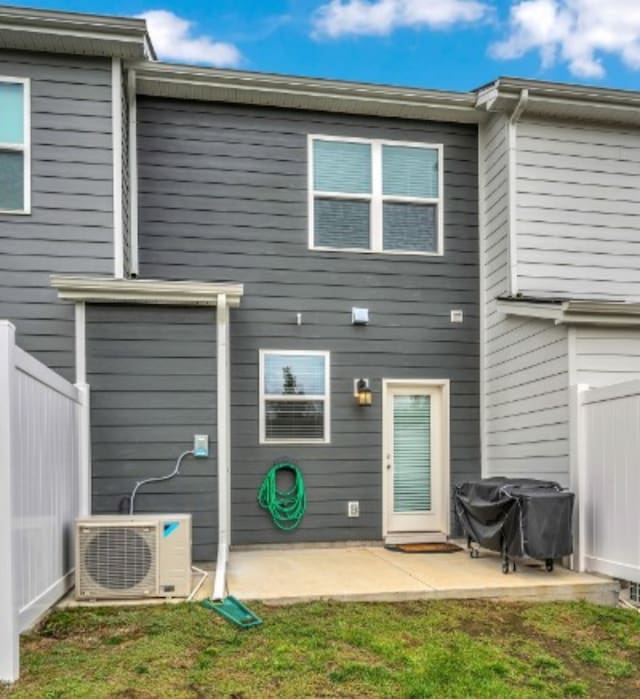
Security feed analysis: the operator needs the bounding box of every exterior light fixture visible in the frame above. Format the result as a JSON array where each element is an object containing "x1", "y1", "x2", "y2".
[{"x1": 355, "y1": 378, "x2": 372, "y2": 407}]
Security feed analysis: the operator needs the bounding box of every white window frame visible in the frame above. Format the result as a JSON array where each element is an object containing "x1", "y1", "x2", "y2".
[
  {"x1": 308, "y1": 134, "x2": 443, "y2": 256},
  {"x1": 0, "y1": 76, "x2": 31, "y2": 215},
  {"x1": 259, "y1": 349, "x2": 331, "y2": 445}
]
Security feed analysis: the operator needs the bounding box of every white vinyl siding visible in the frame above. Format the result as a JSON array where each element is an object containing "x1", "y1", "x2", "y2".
[
  {"x1": 309, "y1": 135, "x2": 443, "y2": 255},
  {"x1": 480, "y1": 114, "x2": 570, "y2": 486},
  {"x1": 574, "y1": 327, "x2": 640, "y2": 387},
  {"x1": 0, "y1": 77, "x2": 29, "y2": 213},
  {"x1": 516, "y1": 118, "x2": 640, "y2": 301},
  {"x1": 259, "y1": 350, "x2": 331, "y2": 444}
]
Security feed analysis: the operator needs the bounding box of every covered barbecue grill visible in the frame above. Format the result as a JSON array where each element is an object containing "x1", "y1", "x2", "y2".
[{"x1": 454, "y1": 477, "x2": 575, "y2": 574}]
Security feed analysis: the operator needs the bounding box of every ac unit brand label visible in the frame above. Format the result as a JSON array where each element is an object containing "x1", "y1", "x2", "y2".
[{"x1": 163, "y1": 521, "x2": 180, "y2": 538}]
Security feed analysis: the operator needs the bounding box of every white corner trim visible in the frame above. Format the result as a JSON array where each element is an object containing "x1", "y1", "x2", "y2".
[
  {"x1": 506, "y1": 89, "x2": 528, "y2": 297},
  {"x1": 478, "y1": 122, "x2": 487, "y2": 478},
  {"x1": 127, "y1": 69, "x2": 139, "y2": 276},
  {"x1": 50, "y1": 275, "x2": 244, "y2": 307},
  {"x1": 112, "y1": 57, "x2": 124, "y2": 279}
]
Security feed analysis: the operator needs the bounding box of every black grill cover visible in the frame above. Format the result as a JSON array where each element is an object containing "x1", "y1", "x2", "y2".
[{"x1": 455, "y1": 477, "x2": 575, "y2": 560}]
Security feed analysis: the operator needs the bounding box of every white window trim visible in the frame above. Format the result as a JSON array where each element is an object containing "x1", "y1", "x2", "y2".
[
  {"x1": 307, "y1": 134, "x2": 444, "y2": 256},
  {"x1": 0, "y1": 76, "x2": 30, "y2": 215},
  {"x1": 259, "y1": 349, "x2": 331, "y2": 445}
]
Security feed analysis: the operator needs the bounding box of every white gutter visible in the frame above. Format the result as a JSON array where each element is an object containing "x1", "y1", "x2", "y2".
[
  {"x1": 213, "y1": 293, "x2": 231, "y2": 600},
  {"x1": 497, "y1": 298, "x2": 640, "y2": 326},
  {"x1": 506, "y1": 88, "x2": 528, "y2": 296},
  {"x1": 50, "y1": 275, "x2": 243, "y2": 307}
]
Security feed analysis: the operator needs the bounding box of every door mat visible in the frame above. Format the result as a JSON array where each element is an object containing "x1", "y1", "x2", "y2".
[{"x1": 385, "y1": 542, "x2": 463, "y2": 554}]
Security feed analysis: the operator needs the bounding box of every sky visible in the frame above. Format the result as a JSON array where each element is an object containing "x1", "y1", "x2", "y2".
[{"x1": 17, "y1": 0, "x2": 640, "y2": 91}]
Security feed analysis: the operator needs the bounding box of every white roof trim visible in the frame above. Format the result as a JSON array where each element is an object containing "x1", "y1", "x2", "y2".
[
  {"x1": 0, "y1": 5, "x2": 154, "y2": 60},
  {"x1": 135, "y1": 62, "x2": 480, "y2": 123},
  {"x1": 51, "y1": 275, "x2": 243, "y2": 307},
  {"x1": 497, "y1": 298, "x2": 640, "y2": 326}
]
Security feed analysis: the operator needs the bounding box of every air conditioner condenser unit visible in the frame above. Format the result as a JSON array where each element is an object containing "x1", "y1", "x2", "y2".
[{"x1": 75, "y1": 514, "x2": 192, "y2": 600}]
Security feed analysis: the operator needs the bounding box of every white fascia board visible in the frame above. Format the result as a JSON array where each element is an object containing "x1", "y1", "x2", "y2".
[
  {"x1": 497, "y1": 298, "x2": 640, "y2": 326},
  {"x1": 135, "y1": 64, "x2": 480, "y2": 123},
  {"x1": 50, "y1": 275, "x2": 243, "y2": 307},
  {"x1": 496, "y1": 299, "x2": 563, "y2": 321}
]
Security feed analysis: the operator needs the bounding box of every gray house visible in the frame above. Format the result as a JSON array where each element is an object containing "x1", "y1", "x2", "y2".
[{"x1": 3, "y1": 6, "x2": 640, "y2": 584}]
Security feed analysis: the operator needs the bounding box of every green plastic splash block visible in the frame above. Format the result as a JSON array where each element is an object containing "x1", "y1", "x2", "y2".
[{"x1": 201, "y1": 596, "x2": 263, "y2": 629}]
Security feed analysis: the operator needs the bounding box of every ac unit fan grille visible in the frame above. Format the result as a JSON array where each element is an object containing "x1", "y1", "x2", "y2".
[{"x1": 79, "y1": 526, "x2": 157, "y2": 597}]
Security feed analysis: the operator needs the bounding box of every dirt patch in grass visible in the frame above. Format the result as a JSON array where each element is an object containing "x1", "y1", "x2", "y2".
[{"x1": 2, "y1": 600, "x2": 640, "y2": 699}]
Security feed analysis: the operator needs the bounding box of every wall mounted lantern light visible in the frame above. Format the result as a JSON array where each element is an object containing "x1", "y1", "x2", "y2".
[{"x1": 355, "y1": 378, "x2": 373, "y2": 407}]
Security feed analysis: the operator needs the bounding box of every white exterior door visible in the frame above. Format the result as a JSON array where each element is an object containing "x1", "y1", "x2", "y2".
[{"x1": 383, "y1": 382, "x2": 448, "y2": 538}]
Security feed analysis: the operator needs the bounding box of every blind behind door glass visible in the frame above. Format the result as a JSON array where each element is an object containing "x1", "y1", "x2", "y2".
[{"x1": 393, "y1": 394, "x2": 431, "y2": 512}]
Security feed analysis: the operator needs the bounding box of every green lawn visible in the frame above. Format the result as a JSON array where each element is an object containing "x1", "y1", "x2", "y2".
[{"x1": 2, "y1": 599, "x2": 640, "y2": 698}]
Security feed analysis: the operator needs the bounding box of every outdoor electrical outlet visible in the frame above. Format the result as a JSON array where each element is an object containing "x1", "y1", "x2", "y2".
[
  {"x1": 193, "y1": 434, "x2": 209, "y2": 457},
  {"x1": 348, "y1": 501, "x2": 360, "y2": 518}
]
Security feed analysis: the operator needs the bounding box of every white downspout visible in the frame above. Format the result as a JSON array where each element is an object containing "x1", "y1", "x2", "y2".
[
  {"x1": 74, "y1": 302, "x2": 92, "y2": 517},
  {"x1": 213, "y1": 294, "x2": 231, "y2": 600},
  {"x1": 507, "y1": 88, "x2": 528, "y2": 297}
]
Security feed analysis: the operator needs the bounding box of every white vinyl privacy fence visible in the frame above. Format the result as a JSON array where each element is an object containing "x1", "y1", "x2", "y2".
[
  {"x1": 573, "y1": 380, "x2": 640, "y2": 583},
  {"x1": 1, "y1": 321, "x2": 82, "y2": 682}
]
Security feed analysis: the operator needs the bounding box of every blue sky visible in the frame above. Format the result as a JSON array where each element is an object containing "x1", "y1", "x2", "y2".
[{"x1": 16, "y1": 0, "x2": 640, "y2": 91}]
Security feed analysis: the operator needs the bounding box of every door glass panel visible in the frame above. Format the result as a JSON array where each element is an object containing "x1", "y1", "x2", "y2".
[{"x1": 393, "y1": 394, "x2": 431, "y2": 512}]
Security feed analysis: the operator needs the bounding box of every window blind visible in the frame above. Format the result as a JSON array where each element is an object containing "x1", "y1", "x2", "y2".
[
  {"x1": 314, "y1": 198, "x2": 370, "y2": 249},
  {"x1": 383, "y1": 202, "x2": 437, "y2": 252},
  {"x1": 382, "y1": 145, "x2": 438, "y2": 198},
  {"x1": 313, "y1": 139, "x2": 371, "y2": 193},
  {"x1": 0, "y1": 82, "x2": 24, "y2": 144},
  {"x1": 393, "y1": 395, "x2": 432, "y2": 512}
]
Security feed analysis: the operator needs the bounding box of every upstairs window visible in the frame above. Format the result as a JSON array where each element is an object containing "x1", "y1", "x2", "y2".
[
  {"x1": 259, "y1": 350, "x2": 330, "y2": 444},
  {"x1": 0, "y1": 78, "x2": 29, "y2": 213},
  {"x1": 309, "y1": 136, "x2": 442, "y2": 255}
]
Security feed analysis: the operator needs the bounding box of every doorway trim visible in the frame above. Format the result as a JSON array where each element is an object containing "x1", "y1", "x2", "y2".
[{"x1": 381, "y1": 378, "x2": 451, "y2": 540}]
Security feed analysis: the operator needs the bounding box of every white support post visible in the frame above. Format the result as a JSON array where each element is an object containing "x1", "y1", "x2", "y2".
[
  {"x1": 0, "y1": 321, "x2": 19, "y2": 683},
  {"x1": 569, "y1": 383, "x2": 589, "y2": 571},
  {"x1": 213, "y1": 294, "x2": 231, "y2": 600},
  {"x1": 75, "y1": 303, "x2": 91, "y2": 517}
]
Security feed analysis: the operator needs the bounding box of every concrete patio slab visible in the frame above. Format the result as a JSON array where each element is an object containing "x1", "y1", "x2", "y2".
[{"x1": 227, "y1": 545, "x2": 619, "y2": 605}]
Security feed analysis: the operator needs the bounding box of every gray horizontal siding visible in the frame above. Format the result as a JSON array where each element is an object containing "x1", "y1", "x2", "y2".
[
  {"x1": 0, "y1": 51, "x2": 114, "y2": 380},
  {"x1": 88, "y1": 305, "x2": 217, "y2": 562},
  {"x1": 128, "y1": 97, "x2": 480, "y2": 546},
  {"x1": 516, "y1": 118, "x2": 640, "y2": 301},
  {"x1": 481, "y1": 114, "x2": 570, "y2": 486}
]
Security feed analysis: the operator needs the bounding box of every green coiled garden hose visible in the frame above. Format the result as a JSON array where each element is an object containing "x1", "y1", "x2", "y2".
[{"x1": 257, "y1": 462, "x2": 307, "y2": 531}]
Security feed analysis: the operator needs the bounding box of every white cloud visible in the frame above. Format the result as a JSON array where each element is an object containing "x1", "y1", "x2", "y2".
[
  {"x1": 140, "y1": 10, "x2": 242, "y2": 67},
  {"x1": 491, "y1": 0, "x2": 640, "y2": 78},
  {"x1": 312, "y1": 0, "x2": 491, "y2": 39}
]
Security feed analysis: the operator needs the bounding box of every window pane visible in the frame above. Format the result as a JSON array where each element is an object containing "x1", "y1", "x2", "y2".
[
  {"x1": 313, "y1": 140, "x2": 371, "y2": 193},
  {"x1": 264, "y1": 353, "x2": 325, "y2": 395},
  {"x1": 0, "y1": 151, "x2": 24, "y2": 210},
  {"x1": 0, "y1": 83, "x2": 24, "y2": 144},
  {"x1": 383, "y1": 145, "x2": 438, "y2": 198},
  {"x1": 265, "y1": 400, "x2": 325, "y2": 440},
  {"x1": 315, "y1": 198, "x2": 370, "y2": 249},
  {"x1": 383, "y1": 202, "x2": 437, "y2": 252}
]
